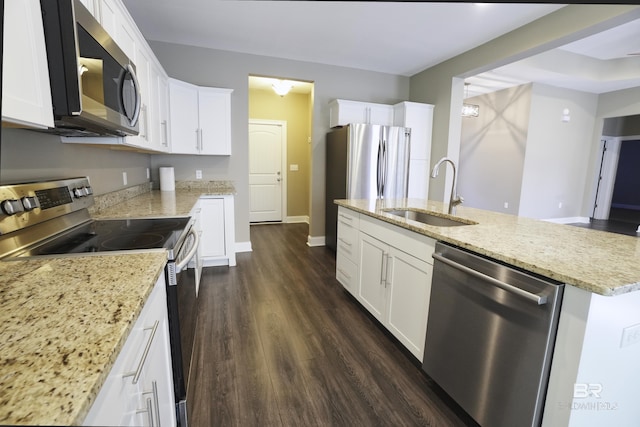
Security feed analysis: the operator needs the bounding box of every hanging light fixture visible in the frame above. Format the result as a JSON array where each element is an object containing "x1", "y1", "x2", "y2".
[
  {"x1": 462, "y1": 83, "x2": 479, "y2": 118},
  {"x1": 272, "y1": 80, "x2": 293, "y2": 96}
]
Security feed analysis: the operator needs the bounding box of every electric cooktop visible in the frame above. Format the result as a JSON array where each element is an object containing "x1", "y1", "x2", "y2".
[{"x1": 20, "y1": 217, "x2": 191, "y2": 257}]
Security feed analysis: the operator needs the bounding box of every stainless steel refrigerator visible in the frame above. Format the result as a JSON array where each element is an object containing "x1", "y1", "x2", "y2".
[{"x1": 325, "y1": 123, "x2": 411, "y2": 251}]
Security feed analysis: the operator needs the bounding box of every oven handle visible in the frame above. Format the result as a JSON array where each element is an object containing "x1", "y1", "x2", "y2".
[{"x1": 175, "y1": 227, "x2": 199, "y2": 272}]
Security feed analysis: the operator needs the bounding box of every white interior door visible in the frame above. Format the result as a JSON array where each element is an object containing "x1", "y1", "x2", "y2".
[{"x1": 249, "y1": 121, "x2": 285, "y2": 222}]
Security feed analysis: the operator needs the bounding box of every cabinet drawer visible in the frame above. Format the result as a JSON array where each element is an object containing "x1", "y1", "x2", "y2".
[
  {"x1": 336, "y1": 254, "x2": 359, "y2": 296},
  {"x1": 337, "y1": 206, "x2": 359, "y2": 226},
  {"x1": 337, "y1": 222, "x2": 358, "y2": 262}
]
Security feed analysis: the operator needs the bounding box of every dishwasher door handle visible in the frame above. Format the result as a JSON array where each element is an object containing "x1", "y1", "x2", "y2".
[{"x1": 432, "y1": 252, "x2": 548, "y2": 305}]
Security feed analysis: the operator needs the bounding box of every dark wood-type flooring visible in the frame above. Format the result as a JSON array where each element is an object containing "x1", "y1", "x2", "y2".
[{"x1": 187, "y1": 223, "x2": 476, "y2": 426}]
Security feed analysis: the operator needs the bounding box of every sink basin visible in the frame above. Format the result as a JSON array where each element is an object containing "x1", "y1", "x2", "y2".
[{"x1": 383, "y1": 209, "x2": 475, "y2": 227}]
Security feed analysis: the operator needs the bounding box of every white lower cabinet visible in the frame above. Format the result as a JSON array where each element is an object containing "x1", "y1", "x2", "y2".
[
  {"x1": 83, "y1": 275, "x2": 175, "y2": 427},
  {"x1": 335, "y1": 207, "x2": 360, "y2": 296},
  {"x1": 336, "y1": 208, "x2": 435, "y2": 361},
  {"x1": 198, "y1": 196, "x2": 236, "y2": 267}
]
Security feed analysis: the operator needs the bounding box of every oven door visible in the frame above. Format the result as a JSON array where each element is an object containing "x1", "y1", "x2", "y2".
[{"x1": 166, "y1": 227, "x2": 199, "y2": 427}]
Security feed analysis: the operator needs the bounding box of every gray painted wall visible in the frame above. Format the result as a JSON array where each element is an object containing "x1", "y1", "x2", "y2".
[
  {"x1": 519, "y1": 83, "x2": 598, "y2": 219},
  {"x1": 0, "y1": 128, "x2": 151, "y2": 195},
  {"x1": 147, "y1": 41, "x2": 410, "y2": 244},
  {"x1": 458, "y1": 84, "x2": 532, "y2": 215}
]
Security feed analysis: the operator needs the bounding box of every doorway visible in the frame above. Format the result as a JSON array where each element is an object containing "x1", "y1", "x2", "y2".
[{"x1": 248, "y1": 75, "x2": 314, "y2": 224}]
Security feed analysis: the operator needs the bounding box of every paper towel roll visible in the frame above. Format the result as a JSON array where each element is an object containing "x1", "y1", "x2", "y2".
[{"x1": 159, "y1": 167, "x2": 175, "y2": 191}]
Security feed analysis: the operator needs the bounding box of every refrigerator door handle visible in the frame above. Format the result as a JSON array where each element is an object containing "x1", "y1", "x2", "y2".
[
  {"x1": 381, "y1": 137, "x2": 387, "y2": 197},
  {"x1": 376, "y1": 139, "x2": 383, "y2": 198}
]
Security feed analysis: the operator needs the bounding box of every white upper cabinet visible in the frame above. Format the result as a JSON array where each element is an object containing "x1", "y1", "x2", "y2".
[
  {"x1": 168, "y1": 79, "x2": 233, "y2": 155},
  {"x1": 168, "y1": 79, "x2": 200, "y2": 154},
  {"x1": 2, "y1": 0, "x2": 54, "y2": 129},
  {"x1": 198, "y1": 87, "x2": 233, "y2": 155},
  {"x1": 393, "y1": 101, "x2": 434, "y2": 199},
  {"x1": 329, "y1": 99, "x2": 394, "y2": 128}
]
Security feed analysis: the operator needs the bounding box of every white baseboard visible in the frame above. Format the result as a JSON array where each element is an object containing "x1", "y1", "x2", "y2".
[
  {"x1": 285, "y1": 215, "x2": 309, "y2": 224},
  {"x1": 235, "y1": 241, "x2": 253, "y2": 253},
  {"x1": 307, "y1": 235, "x2": 325, "y2": 247},
  {"x1": 543, "y1": 216, "x2": 590, "y2": 224}
]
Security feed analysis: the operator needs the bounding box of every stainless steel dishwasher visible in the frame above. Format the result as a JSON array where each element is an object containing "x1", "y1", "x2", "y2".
[{"x1": 422, "y1": 242, "x2": 564, "y2": 427}]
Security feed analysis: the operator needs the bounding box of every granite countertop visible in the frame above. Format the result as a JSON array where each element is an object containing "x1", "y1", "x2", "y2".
[
  {"x1": 91, "y1": 181, "x2": 235, "y2": 219},
  {"x1": 0, "y1": 252, "x2": 168, "y2": 425},
  {"x1": 336, "y1": 198, "x2": 640, "y2": 296}
]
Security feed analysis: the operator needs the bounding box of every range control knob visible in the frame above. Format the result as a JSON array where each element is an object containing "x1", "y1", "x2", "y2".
[
  {"x1": 21, "y1": 196, "x2": 39, "y2": 211},
  {"x1": 85, "y1": 185, "x2": 93, "y2": 195},
  {"x1": 1, "y1": 199, "x2": 25, "y2": 216},
  {"x1": 73, "y1": 187, "x2": 86, "y2": 198}
]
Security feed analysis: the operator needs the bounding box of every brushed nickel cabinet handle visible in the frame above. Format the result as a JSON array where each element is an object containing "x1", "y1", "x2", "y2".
[{"x1": 124, "y1": 320, "x2": 159, "y2": 384}]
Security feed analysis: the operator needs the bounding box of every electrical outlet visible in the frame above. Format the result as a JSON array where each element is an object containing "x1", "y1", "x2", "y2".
[
  {"x1": 621, "y1": 323, "x2": 640, "y2": 348},
  {"x1": 504, "y1": 202, "x2": 508, "y2": 209},
  {"x1": 558, "y1": 202, "x2": 563, "y2": 209},
  {"x1": 122, "y1": 172, "x2": 128, "y2": 186},
  {"x1": 146, "y1": 168, "x2": 150, "y2": 179},
  {"x1": 196, "y1": 170, "x2": 202, "y2": 179},
  {"x1": 290, "y1": 164, "x2": 299, "y2": 171}
]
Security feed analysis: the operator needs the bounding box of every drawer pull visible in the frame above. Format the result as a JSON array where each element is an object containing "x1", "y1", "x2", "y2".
[
  {"x1": 137, "y1": 397, "x2": 154, "y2": 426},
  {"x1": 143, "y1": 380, "x2": 162, "y2": 427},
  {"x1": 337, "y1": 268, "x2": 351, "y2": 280},
  {"x1": 124, "y1": 320, "x2": 159, "y2": 384},
  {"x1": 338, "y1": 238, "x2": 352, "y2": 246}
]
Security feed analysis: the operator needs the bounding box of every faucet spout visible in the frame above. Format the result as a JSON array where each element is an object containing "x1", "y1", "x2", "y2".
[{"x1": 431, "y1": 157, "x2": 463, "y2": 215}]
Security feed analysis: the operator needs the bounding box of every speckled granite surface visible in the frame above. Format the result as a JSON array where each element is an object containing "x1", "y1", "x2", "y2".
[
  {"x1": 91, "y1": 188, "x2": 234, "y2": 220},
  {"x1": 336, "y1": 199, "x2": 640, "y2": 296},
  {"x1": 0, "y1": 252, "x2": 167, "y2": 425}
]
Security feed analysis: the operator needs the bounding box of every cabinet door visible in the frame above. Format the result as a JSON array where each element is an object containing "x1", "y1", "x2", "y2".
[
  {"x1": 137, "y1": 280, "x2": 177, "y2": 427},
  {"x1": 83, "y1": 277, "x2": 171, "y2": 426},
  {"x1": 155, "y1": 68, "x2": 171, "y2": 152},
  {"x1": 200, "y1": 198, "x2": 226, "y2": 258},
  {"x1": 2, "y1": 0, "x2": 54, "y2": 129},
  {"x1": 358, "y1": 233, "x2": 388, "y2": 322},
  {"x1": 386, "y1": 247, "x2": 433, "y2": 361},
  {"x1": 198, "y1": 88, "x2": 233, "y2": 155},
  {"x1": 367, "y1": 104, "x2": 394, "y2": 126},
  {"x1": 168, "y1": 79, "x2": 200, "y2": 154}
]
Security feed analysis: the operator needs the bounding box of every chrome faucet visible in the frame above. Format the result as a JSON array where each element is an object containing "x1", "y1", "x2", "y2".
[{"x1": 431, "y1": 157, "x2": 463, "y2": 215}]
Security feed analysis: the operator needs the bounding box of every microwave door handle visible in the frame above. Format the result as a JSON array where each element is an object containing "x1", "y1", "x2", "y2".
[
  {"x1": 175, "y1": 228, "x2": 199, "y2": 272},
  {"x1": 126, "y1": 64, "x2": 142, "y2": 126}
]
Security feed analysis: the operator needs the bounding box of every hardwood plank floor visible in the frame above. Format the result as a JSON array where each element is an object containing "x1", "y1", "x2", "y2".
[{"x1": 187, "y1": 223, "x2": 476, "y2": 426}]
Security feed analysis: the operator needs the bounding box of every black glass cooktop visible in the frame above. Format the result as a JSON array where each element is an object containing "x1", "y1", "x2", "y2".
[{"x1": 23, "y1": 217, "x2": 191, "y2": 256}]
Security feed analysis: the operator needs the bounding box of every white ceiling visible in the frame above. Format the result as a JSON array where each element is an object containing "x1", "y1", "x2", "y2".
[{"x1": 121, "y1": 1, "x2": 640, "y2": 97}]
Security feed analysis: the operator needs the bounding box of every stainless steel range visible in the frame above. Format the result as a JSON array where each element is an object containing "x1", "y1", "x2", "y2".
[{"x1": 0, "y1": 177, "x2": 198, "y2": 427}]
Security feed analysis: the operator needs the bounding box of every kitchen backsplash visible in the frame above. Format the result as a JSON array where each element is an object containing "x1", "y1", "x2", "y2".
[{"x1": 89, "y1": 182, "x2": 153, "y2": 214}]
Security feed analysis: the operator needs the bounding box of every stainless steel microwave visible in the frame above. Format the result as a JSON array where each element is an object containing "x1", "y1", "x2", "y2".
[{"x1": 40, "y1": 0, "x2": 140, "y2": 137}]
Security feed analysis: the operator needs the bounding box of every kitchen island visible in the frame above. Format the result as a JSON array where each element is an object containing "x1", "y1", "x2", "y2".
[{"x1": 336, "y1": 198, "x2": 640, "y2": 427}]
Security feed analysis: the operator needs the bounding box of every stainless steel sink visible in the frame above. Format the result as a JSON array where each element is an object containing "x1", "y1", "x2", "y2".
[{"x1": 383, "y1": 209, "x2": 475, "y2": 227}]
